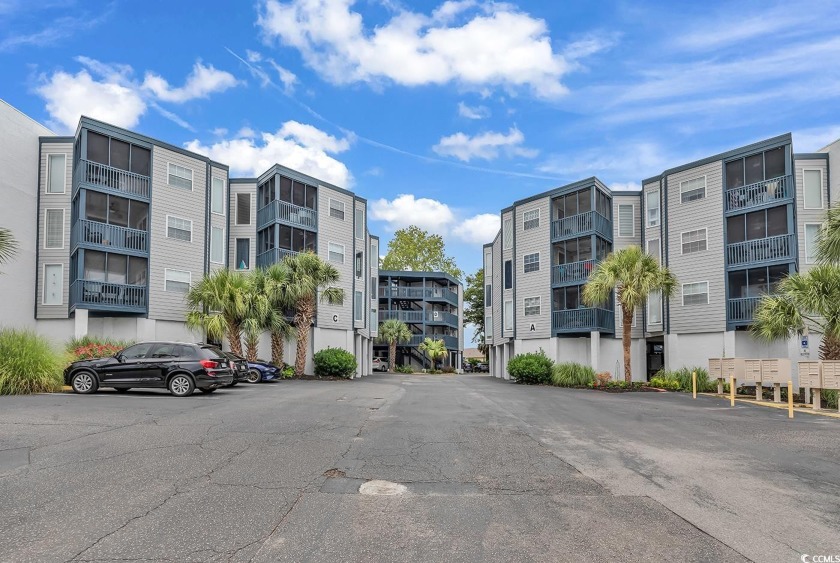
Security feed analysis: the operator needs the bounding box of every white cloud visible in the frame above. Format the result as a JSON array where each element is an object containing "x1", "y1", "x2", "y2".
[
  {"x1": 457, "y1": 101, "x2": 490, "y2": 119},
  {"x1": 142, "y1": 62, "x2": 239, "y2": 103},
  {"x1": 538, "y1": 141, "x2": 672, "y2": 182},
  {"x1": 433, "y1": 127, "x2": 537, "y2": 161},
  {"x1": 268, "y1": 60, "x2": 298, "y2": 92},
  {"x1": 184, "y1": 122, "x2": 353, "y2": 186},
  {"x1": 609, "y1": 182, "x2": 641, "y2": 192},
  {"x1": 256, "y1": 0, "x2": 611, "y2": 98},
  {"x1": 793, "y1": 124, "x2": 840, "y2": 152},
  {"x1": 452, "y1": 213, "x2": 500, "y2": 244}
]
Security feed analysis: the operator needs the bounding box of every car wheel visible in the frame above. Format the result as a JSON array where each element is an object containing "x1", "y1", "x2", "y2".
[
  {"x1": 199, "y1": 388, "x2": 216, "y2": 394},
  {"x1": 168, "y1": 374, "x2": 194, "y2": 397},
  {"x1": 71, "y1": 371, "x2": 98, "y2": 394},
  {"x1": 246, "y1": 369, "x2": 262, "y2": 384},
  {"x1": 115, "y1": 388, "x2": 131, "y2": 393}
]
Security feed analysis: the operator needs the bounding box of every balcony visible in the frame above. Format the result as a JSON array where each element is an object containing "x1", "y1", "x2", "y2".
[
  {"x1": 256, "y1": 248, "x2": 299, "y2": 269},
  {"x1": 257, "y1": 200, "x2": 318, "y2": 231},
  {"x1": 552, "y1": 308, "x2": 614, "y2": 334},
  {"x1": 70, "y1": 279, "x2": 146, "y2": 313},
  {"x1": 379, "y1": 287, "x2": 458, "y2": 305},
  {"x1": 728, "y1": 296, "x2": 761, "y2": 326},
  {"x1": 551, "y1": 211, "x2": 612, "y2": 242},
  {"x1": 379, "y1": 310, "x2": 458, "y2": 326},
  {"x1": 407, "y1": 334, "x2": 459, "y2": 349},
  {"x1": 725, "y1": 175, "x2": 793, "y2": 213},
  {"x1": 426, "y1": 287, "x2": 459, "y2": 305},
  {"x1": 74, "y1": 159, "x2": 150, "y2": 199},
  {"x1": 552, "y1": 259, "x2": 597, "y2": 286},
  {"x1": 71, "y1": 220, "x2": 148, "y2": 255},
  {"x1": 726, "y1": 234, "x2": 795, "y2": 266}
]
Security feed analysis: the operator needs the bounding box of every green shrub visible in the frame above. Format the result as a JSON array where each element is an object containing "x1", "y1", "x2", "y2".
[
  {"x1": 313, "y1": 348, "x2": 357, "y2": 378},
  {"x1": 507, "y1": 351, "x2": 553, "y2": 385},
  {"x1": 551, "y1": 362, "x2": 596, "y2": 387},
  {"x1": 590, "y1": 380, "x2": 646, "y2": 390},
  {"x1": 67, "y1": 335, "x2": 134, "y2": 362},
  {"x1": 648, "y1": 376, "x2": 681, "y2": 391},
  {"x1": 280, "y1": 365, "x2": 295, "y2": 379},
  {"x1": 0, "y1": 329, "x2": 65, "y2": 395},
  {"x1": 395, "y1": 365, "x2": 414, "y2": 374},
  {"x1": 823, "y1": 389, "x2": 838, "y2": 409},
  {"x1": 652, "y1": 367, "x2": 712, "y2": 392}
]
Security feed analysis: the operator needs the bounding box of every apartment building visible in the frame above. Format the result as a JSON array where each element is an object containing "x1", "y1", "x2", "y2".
[
  {"x1": 375, "y1": 270, "x2": 464, "y2": 369},
  {"x1": 485, "y1": 133, "x2": 839, "y2": 383}
]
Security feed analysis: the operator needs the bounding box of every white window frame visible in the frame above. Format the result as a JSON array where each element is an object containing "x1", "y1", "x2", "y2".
[
  {"x1": 44, "y1": 208, "x2": 65, "y2": 249},
  {"x1": 680, "y1": 228, "x2": 708, "y2": 255},
  {"x1": 355, "y1": 208, "x2": 364, "y2": 239},
  {"x1": 328, "y1": 242, "x2": 345, "y2": 264},
  {"x1": 618, "y1": 204, "x2": 634, "y2": 237},
  {"x1": 523, "y1": 296, "x2": 541, "y2": 317},
  {"x1": 682, "y1": 282, "x2": 710, "y2": 306},
  {"x1": 646, "y1": 190, "x2": 660, "y2": 227},
  {"x1": 235, "y1": 237, "x2": 251, "y2": 270},
  {"x1": 523, "y1": 252, "x2": 540, "y2": 273},
  {"x1": 164, "y1": 268, "x2": 192, "y2": 293},
  {"x1": 804, "y1": 223, "x2": 821, "y2": 264},
  {"x1": 46, "y1": 154, "x2": 66, "y2": 194},
  {"x1": 616, "y1": 299, "x2": 637, "y2": 328},
  {"x1": 647, "y1": 290, "x2": 662, "y2": 326},
  {"x1": 329, "y1": 198, "x2": 345, "y2": 220},
  {"x1": 503, "y1": 218, "x2": 512, "y2": 250},
  {"x1": 484, "y1": 252, "x2": 492, "y2": 277},
  {"x1": 354, "y1": 290, "x2": 364, "y2": 322},
  {"x1": 166, "y1": 215, "x2": 193, "y2": 242},
  {"x1": 802, "y1": 169, "x2": 824, "y2": 210},
  {"x1": 679, "y1": 175, "x2": 706, "y2": 203},
  {"x1": 42, "y1": 263, "x2": 64, "y2": 305},
  {"x1": 167, "y1": 163, "x2": 194, "y2": 191},
  {"x1": 486, "y1": 316, "x2": 492, "y2": 335},
  {"x1": 647, "y1": 238, "x2": 661, "y2": 262},
  {"x1": 210, "y1": 226, "x2": 225, "y2": 264},
  {"x1": 211, "y1": 177, "x2": 225, "y2": 216},
  {"x1": 523, "y1": 209, "x2": 540, "y2": 231},
  {"x1": 235, "y1": 192, "x2": 251, "y2": 226},
  {"x1": 504, "y1": 299, "x2": 513, "y2": 331}
]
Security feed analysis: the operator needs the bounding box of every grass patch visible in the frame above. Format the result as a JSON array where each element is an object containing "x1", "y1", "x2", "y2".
[
  {"x1": 551, "y1": 362, "x2": 596, "y2": 387},
  {"x1": 0, "y1": 329, "x2": 65, "y2": 395},
  {"x1": 649, "y1": 367, "x2": 714, "y2": 392}
]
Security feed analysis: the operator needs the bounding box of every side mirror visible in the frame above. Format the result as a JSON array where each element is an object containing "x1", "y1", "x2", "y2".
[{"x1": 115, "y1": 354, "x2": 124, "y2": 363}]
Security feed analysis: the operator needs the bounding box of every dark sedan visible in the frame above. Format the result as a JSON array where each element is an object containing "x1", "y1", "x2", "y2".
[
  {"x1": 64, "y1": 342, "x2": 234, "y2": 397},
  {"x1": 222, "y1": 352, "x2": 250, "y2": 385},
  {"x1": 245, "y1": 360, "x2": 285, "y2": 383}
]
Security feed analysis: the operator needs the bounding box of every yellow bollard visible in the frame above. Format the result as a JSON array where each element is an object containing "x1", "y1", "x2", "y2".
[
  {"x1": 730, "y1": 376, "x2": 735, "y2": 407},
  {"x1": 788, "y1": 380, "x2": 794, "y2": 419},
  {"x1": 692, "y1": 371, "x2": 697, "y2": 399}
]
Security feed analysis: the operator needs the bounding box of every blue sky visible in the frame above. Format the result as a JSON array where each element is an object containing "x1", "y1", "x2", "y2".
[{"x1": 2, "y1": 0, "x2": 840, "y2": 289}]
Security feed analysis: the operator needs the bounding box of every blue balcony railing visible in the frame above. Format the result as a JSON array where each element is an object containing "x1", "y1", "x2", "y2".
[
  {"x1": 728, "y1": 296, "x2": 761, "y2": 325},
  {"x1": 379, "y1": 287, "x2": 458, "y2": 305},
  {"x1": 726, "y1": 234, "x2": 795, "y2": 266},
  {"x1": 70, "y1": 279, "x2": 146, "y2": 312},
  {"x1": 71, "y1": 220, "x2": 148, "y2": 254},
  {"x1": 256, "y1": 248, "x2": 299, "y2": 269},
  {"x1": 378, "y1": 310, "x2": 458, "y2": 326},
  {"x1": 74, "y1": 159, "x2": 150, "y2": 199},
  {"x1": 552, "y1": 259, "x2": 597, "y2": 285},
  {"x1": 552, "y1": 308, "x2": 614, "y2": 334},
  {"x1": 257, "y1": 200, "x2": 318, "y2": 231},
  {"x1": 551, "y1": 211, "x2": 612, "y2": 242},
  {"x1": 725, "y1": 175, "x2": 793, "y2": 213}
]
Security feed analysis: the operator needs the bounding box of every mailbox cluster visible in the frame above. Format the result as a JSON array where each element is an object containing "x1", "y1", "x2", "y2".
[
  {"x1": 708, "y1": 358, "x2": 792, "y2": 402},
  {"x1": 797, "y1": 360, "x2": 840, "y2": 411}
]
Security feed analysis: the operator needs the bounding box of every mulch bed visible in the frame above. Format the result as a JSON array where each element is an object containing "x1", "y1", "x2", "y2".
[
  {"x1": 591, "y1": 386, "x2": 666, "y2": 393},
  {"x1": 293, "y1": 375, "x2": 353, "y2": 381}
]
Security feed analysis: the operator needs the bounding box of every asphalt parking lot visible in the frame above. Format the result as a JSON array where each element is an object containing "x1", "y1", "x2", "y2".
[{"x1": 1, "y1": 374, "x2": 838, "y2": 562}]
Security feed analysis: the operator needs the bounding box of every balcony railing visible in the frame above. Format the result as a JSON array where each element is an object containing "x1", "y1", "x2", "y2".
[
  {"x1": 551, "y1": 211, "x2": 612, "y2": 242},
  {"x1": 728, "y1": 296, "x2": 762, "y2": 325},
  {"x1": 552, "y1": 259, "x2": 597, "y2": 285},
  {"x1": 378, "y1": 310, "x2": 458, "y2": 325},
  {"x1": 552, "y1": 308, "x2": 614, "y2": 334},
  {"x1": 70, "y1": 279, "x2": 146, "y2": 312},
  {"x1": 426, "y1": 287, "x2": 459, "y2": 305},
  {"x1": 257, "y1": 200, "x2": 318, "y2": 231},
  {"x1": 725, "y1": 175, "x2": 793, "y2": 213},
  {"x1": 256, "y1": 248, "x2": 299, "y2": 269},
  {"x1": 71, "y1": 220, "x2": 148, "y2": 254},
  {"x1": 74, "y1": 159, "x2": 150, "y2": 199},
  {"x1": 727, "y1": 234, "x2": 795, "y2": 266},
  {"x1": 379, "y1": 287, "x2": 458, "y2": 305}
]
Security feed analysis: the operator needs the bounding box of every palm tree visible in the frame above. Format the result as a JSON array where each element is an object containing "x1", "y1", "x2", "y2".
[
  {"x1": 752, "y1": 265, "x2": 840, "y2": 360},
  {"x1": 583, "y1": 245, "x2": 677, "y2": 383},
  {"x1": 0, "y1": 228, "x2": 17, "y2": 271},
  {"x1": 419, "y1": 337, "x2": 448, "y2": 370},
  {"x1": 817, "y1": 203, "x2": 840, "y2": 263},
  {"x1": 377, "y1": 319, "x2": 412, "y2": 372},
  {"x1": 282, "y1": 252, "x2": 344, "y2": 377},
  {"x1": 241, "y1": 275, "x2": 270, "y2": 362},
  {"x1": 255, "y1": 264, "x2": 295, "y2": 366},
  {"x1": 185, "y1": 269, "x2": 249, "y2": 357}
]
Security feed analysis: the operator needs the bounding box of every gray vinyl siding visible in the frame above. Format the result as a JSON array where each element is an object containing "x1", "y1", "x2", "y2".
[
  {"x1": 491, "y1": 235, "x2": 503, "y2": 341},
  {"x1": 501, "y1": 210, "x2": 513, "y2": 338},
  {"x1": 483, "y1": 246, "x2": 494, "y2": 345},
  {"x1": 795, "y1": 159, "x2": 829, "y2": 273},
  {"x1": 643, "y1": 180, "x2": 664, "y2": 333},
  {"x1": 209, "y1": 166, "x2": 228, "y2": 272},
  {"x1": 515, "y1": 197, "x2": 550, "y2": 338},
  {"x1": 354, "y1": 200, "x2": 366, "y2": 332},
  {"x1": 612, "y1": 193, "x2": 643, "y2": 339},
  {"x1": 317, "y1": 186, "x2": 353, "y2": 331},
  {"x1": 148, "y1": 146, "x2": 207, "y2": 322},
  {"x1": 666, "y1": 161, "x2": 726, "y2": 333},
  {"x1": 228, "y1": 181, "x2": 256, "y2": 271},
  {"x1": 36, "y1": 142, "x2": 73, "y2": 319}
]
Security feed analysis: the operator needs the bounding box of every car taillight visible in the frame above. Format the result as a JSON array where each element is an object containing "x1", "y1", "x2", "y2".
[{"x1": 200, "y1": 359, "x2": 219, "y2": 369}]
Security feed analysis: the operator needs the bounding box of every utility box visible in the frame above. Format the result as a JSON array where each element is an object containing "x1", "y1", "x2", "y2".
[
  {"x1": 798, "y1": 361, "x2": 822, "y2": 388},
  {"x1": 761, "y1": 358, "x2": 791, "y2": 384},
  {"x1": 742, "y1": 359, "x2": 763, "y2": 384},
  {"x1": 708, "y1": 358, "x2": 722, "y2": 378},
  {"x1": 822, "y1": 361, "x2": 840, "y2": 389}
]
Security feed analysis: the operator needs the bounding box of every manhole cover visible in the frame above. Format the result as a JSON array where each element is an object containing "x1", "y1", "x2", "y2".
[{"x1": 359, "y1": 480, "x2": 407, "y2": 496}]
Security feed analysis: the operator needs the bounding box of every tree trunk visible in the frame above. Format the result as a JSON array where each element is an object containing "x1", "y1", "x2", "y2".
[
  {"x1": 294, "y1": 296, "x2": 315, "y2": 377},
  {"x1": 622, "y1": 306, "x2": 633, "y2": 384},
  {"x1": 244, "y1": 334, "x2": 259, "y2": 362},
  {"x1": 270, "y1": 331, "x2": 285, "y2": 366},
  {"x1": 227, "y1": 323, "x2": 243, "y2": 357},
  {"x1": 819, "y1": 334, "x2": 840, "y2": 360},
  {"x1": 389, "y1": 341, "x2": 396, "y2": 372}
]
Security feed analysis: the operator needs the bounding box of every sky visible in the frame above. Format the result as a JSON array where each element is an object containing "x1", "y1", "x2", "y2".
[{"x1": 2, "y1": 0, "x2": 840, "y2": 346}]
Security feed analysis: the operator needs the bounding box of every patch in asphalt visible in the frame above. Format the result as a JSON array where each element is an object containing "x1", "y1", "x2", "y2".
[
  {"x1": 0, "y1": 447, "x2": 30, "y2": 472},
  {"x1": 359, "y1": 480, "x2": 407, "y2": 496}
]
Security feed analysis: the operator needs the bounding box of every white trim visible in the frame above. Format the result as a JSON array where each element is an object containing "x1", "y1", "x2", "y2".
[
  {"x1": 523, "y1": 251, "x2": 540, "y2": 273},
  {"x1": 167, "y1": 162, "x2": 194, "y2": 191},
  {"x1": 164, "y1": 268, "x2": 192, "y2": 292},
  {"x1": 165, "y1": 215, "x2": 193, "y2": 242},
  {"x1": 804, "y1": 222, "x2": 821, "y2": 264},
  {"x1": 681, "y1": 281, "x2": 710, "y2": 306},
  {"x1": 679, "y1": 175, "x2": 707, "y2": 203},
  {"x1": 328, "y1": 242, "x2": 345, "y2": 264},
  {"x1": 503, "y1": 299, "x2": 513, "y2": 330},
  {"x1": 234, "y1": 237, "x2": 251, "y2": 270},
  {"x1": 355, "y1": 208, "x2": 365, "y2": 239},
  {"x1": 45, "y1": 153, "x2": 67, "y2": 194},
  {"x1": 235, "y1": 192, "x2": 252, "y2": 226},
  {"x1": 329, "y1": 198, "x2": 345, "y2": 220},
  {"x1": 211, "y1": 177, "x2": 226, "y2": 216},
  {"x1": 503, "y1": 218, "x2": 512, "y2": 250},
  {"x1": 646, "y1": 238, "x2": 661, "y2": 262},
  {"x1": 802, "y1": 168, "x2": 824, "y2": 210},
  {"x1": 679, "y1": 228, "x2": 708, "y2": 255},
  {"x1": 210, "y1": 226, "x2": 225, "y2": 264},
  {"x1": 647, "y1": 290, "x2": 662, "y2": 326},
  {"x1": 523, "y1": 208, "x2": 540, "y2": 230},
  {"x1": 43, "y1": 208, "x2": 65, "y2": 250},
  {"x1": 354, "y1": 290, "x2": 364, "y2": 322},
  {"x1": 41, "y1": 263, "x2": 64, "y2": 306},
  {"x1": 617, "y1": 203, "x2": 634, "y2": 237},
  {"x1": 645, "y1": 189, "x2": 660, "y2": 228},
  {"x1": 523, "y1": 296, "x2": 541, "y2": 317}
]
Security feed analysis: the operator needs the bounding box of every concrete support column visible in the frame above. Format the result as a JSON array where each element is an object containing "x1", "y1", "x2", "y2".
[
  {"x1": 74, "y1": 309, "x2": 89, "y2": 339},
  {"x1": 547, "y1": 336, "x2": 558, "y2": 364},
  {"x1": 723, "y1": 330, "x2": 736, "y2": 358},
  {"x1": 589, "y1": 331, "x2": 601, "y2": 372},
  {"x1": 664, "y1": 333, "x2": 679, "y2": 371},
  {"x1": 355, "y1": 334, "x2": 363, "y2": 378}
]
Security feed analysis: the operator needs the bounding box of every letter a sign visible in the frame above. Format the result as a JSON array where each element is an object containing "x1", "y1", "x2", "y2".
[{"x1": 530, "y1": 323, "x2": 536, "y2": 332}]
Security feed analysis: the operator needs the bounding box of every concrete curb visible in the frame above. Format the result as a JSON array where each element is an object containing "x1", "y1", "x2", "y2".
[{"x1": 699, "y1": 392, "x2": 840, "y2": 419}]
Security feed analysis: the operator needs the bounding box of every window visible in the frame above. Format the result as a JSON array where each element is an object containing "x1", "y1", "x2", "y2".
[
  {"x1": 328, "y1": 242, "x2": 344, "y2": 264},
  {"x1": 729, "y1": 266, "x2": 788, "y2": 299},
  {"x1": 727, "y1": 206, "x2": 788, "y2": 242},
  {"x1": 805, "y1": 224, "x2": 820, "y2": 264},
  {"x1": 524, "y1": 297, "x2": 540, "y2": 316},
  {"x1": 354, "y1": 291, "x2": 363, "y2": 322},
  {"x1": 235, "y1": 238, "x2": 250, "y2": 269},
  {"x1": 355, "y1": 251, "x2": 363, "y2": 278},
  {"x1": 44, "y1": 209, "x2": 64, "y2": 249},
  {"x1": 646, "y1": 190, "x2": 660, "y2": 227},
  {"x1": 164, "y1": 269, "x2": 191, "y2": 293},
  {"x1": 211, "y1": 178, "x2": 225, "y2": 215},
  {"x1": 726, "y1": 146, "x2": 787, "y2": 189},
  {"x1": 485, "y1": 284, "x2": 492, "y2": 306},
  {"x1": 681, "y1": 229, "x2": 708, "y2": 254},
  {"x1": 682, "y1": 282, "x2": 709, "y2": 306},
  {"x1": 355, "y1": 208, "x2": 364, "y2": 239},
  {"x1": 680, "y1": 176, "x2": 706, "y2": 203},
  {"x1": 616, "y1": 301, "x2": 637, "y2": 328},
  {"x1": 370, "y1": 308, "x2": 378, "y2": 333},
  {"x1": 167, "y1": 163, "x2": 193, "y2": 190},
  {"x1": 504, "y1": 300, "x2": 513, "y2": 330},
  {"x1": 43, "y1": 264, "x2": 63, "y2": 305},
  {"x1": 236, "y1": 193, "x2": 251, "y2": 225},
  {"x1": 329, "y1": 198, "x2": 345, "y2": 220},
  {"x1": 523, "y1": 253, "x2": 540, "y2": 273},
  {"x1": 618, "y1": 204, "x2": 634, "y2": 237},
  {"x1": 120, "y1": 343, "x2": 154, "y2": 360},
  {"x1": 523, "y1": 209, "x2": 539, "y2": 230},
  {"x1": 647, "y1": 290, "x2": 662, "y2": 325},
  {"x1": 803, "y1": 169, "x2": 823, "y2": 209},
  {"x1": 504, "y1": 260, "x2": 512, "y2": 289},
  {"x1": 210, "y1": 227, "x2": 225, "y2": 264},
  {"x1": 503, "y1": 218, "x2": 512, "y2": 249},
  {"x1": 47, "y1": 154, "x2": 66, "y2": 193},
  {"x1": 554, "y1": 188, "x2": 592, "y2": 219},
  {"x1": 371, "y1": 277, "x2": 377, "y2": 299},
  {"x1": 486, "y1": 316, "x2": 492, "y2": 334},
  {"x1": 166, "y1": 216, "x2": 192, "y2": 242},
  {"x1": 484, "y1": 252, "x2": 492, "y2": 277},
  {"x1": 647, "y1": 238, "x2": 661, "y2": 263}
]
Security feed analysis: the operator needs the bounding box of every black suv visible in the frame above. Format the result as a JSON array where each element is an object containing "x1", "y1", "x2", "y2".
[{"x1": 64, "y1": 342, "x2": 234, "y2": 397}]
